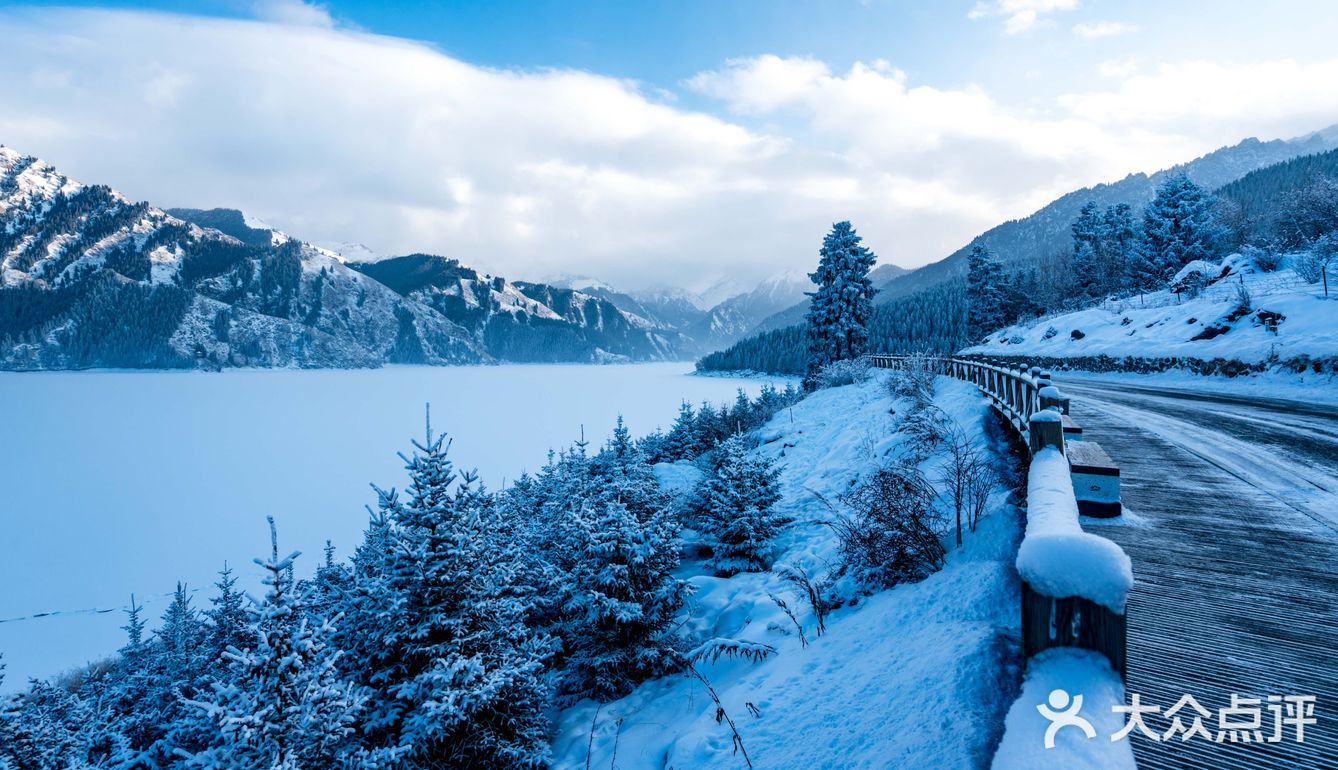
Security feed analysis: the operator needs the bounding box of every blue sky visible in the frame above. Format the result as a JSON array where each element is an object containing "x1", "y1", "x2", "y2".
[{"x1": 2, "y1": 1, "x2": 1337, "y2": 288}]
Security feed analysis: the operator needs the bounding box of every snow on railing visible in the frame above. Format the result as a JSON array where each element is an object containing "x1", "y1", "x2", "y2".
[
  {"x1": 1019, "y1": 443, "x2": 1131, "y2": 613},
  {"x1": 869, "y1": 354, "x2": 1131, "y2": 676},
  {"x1": 871, "y1": 354, "x2": 1134, "y2": 768}
]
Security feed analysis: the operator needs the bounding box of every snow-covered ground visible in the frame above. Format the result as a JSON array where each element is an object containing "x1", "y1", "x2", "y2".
[
  {"x1": 0, "y1": 363, "x2": 779, "y2": 689},
  {"x1": 967, "y1": 256, "x2": 1336, "y2": 364},
  {"x1": 551, "y1": 372, "x2": 1024, "y2": 769}
]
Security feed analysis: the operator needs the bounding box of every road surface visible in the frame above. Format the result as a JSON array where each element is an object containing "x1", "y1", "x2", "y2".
[{"x1": 1057, "y1": 376, "x2": 1338, "y2": 770}]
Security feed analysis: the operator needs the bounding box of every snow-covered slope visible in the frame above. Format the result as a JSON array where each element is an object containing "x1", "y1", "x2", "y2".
[
  {"x1": 0, "y1": 147, "x2": 483, "y2": 369},
  {"x1": 966, "y1": 254, "x2": 1337, "y2": 369},
  {"x1": 880, "y1": 127, "x2": 1338, "y2": 303},
  {"x1": 552, "y1": 372, "x2": 1021, "y2": 769},
  {"x1": 351, "y1": 254, "x2": 687, "y2": 362}
]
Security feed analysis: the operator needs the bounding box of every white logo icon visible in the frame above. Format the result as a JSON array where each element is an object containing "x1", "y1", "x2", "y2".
[{"x1": 1038, "y1": 689, "x2": 1097, "y2": 749}]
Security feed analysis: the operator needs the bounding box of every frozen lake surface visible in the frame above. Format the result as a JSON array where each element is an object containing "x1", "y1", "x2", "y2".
[{"x1": 0, "y1": 363, "x2": 782, "y2": 687}]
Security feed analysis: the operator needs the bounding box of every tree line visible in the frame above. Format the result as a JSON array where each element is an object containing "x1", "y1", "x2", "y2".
[{"x1": 0, "y1": 386, "x2": 803, "y2": 770}]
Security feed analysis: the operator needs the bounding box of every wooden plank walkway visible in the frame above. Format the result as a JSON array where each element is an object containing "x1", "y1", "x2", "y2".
[{"x1": 1062, "y1": 382, "x2": 1338, "y2": 770}]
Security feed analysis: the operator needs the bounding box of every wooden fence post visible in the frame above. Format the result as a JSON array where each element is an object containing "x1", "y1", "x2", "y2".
[{"x1": 1029, "y1": 409, "x2": 1065, "y2": 455}]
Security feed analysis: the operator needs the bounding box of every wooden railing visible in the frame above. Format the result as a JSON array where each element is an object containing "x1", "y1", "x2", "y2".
[{"x1": 869, "y1": 353, "x2": 1128, "y2": 678}]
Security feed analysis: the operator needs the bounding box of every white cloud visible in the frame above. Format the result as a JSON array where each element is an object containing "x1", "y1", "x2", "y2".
[
  {"x1": 251, "y1": 0, "x2": 334, "y2": 28},
  {"x1": 1098, "y1": 58, "x2": 1140, "y2": 78},
  {"x1": 1059, "y1": 59, "x2": 1338, "y2": 141},
  {"x1": 968, "y1": 0, "x2": 1079, "y2": 34},
  {"x1": 0, "y1": 9, "x2": 1335, "y2": 290},
  {"x1": 1073, "y1": 20, "x2": 1136, "y2": 39}
]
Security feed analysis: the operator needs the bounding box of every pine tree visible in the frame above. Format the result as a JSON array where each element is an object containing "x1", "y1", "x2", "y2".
[
  {"x1": 344, "y1": 413, "x2": 554, "y2": 768},
  {"x1": 1071, "y1": 201, "x2": 1104, "y2": 297},
  {"x1": 121, "y1": 594, "x2": 147, "y2": 656},
  {"x1": 205, "y1": 564, "x2": 251, "y2": 666},
  {"x1": 1102, "y1": 203, "x2": 1137, "y2": 293},
  {"x1": 804, "y1": 221, "x2": 878, "y2": 388},
  {"x1": 559, "y1": 493, "x2": 686, "y2": 701},
  {"x1": 965, "y1": 244, "x2": 1006, "y2": 340},
  {"x1": 729, "y1": 388, "x2": 754, "y2": 433},
  {"x1": 159, "y1": 583, "x2": 207, "y2": 681},
  {"x1": 184, "y1": 517, "x2": 367, "y2": 770},
  {"x1": 1137, "y1": 172, "x2": 1223, "y2": 283},
  {"x1": 663, "y1": 401, "x2": 698, "y2": 460},
  {"x1": 691, "y1": 435, "x2": 786, "y2": 575}
]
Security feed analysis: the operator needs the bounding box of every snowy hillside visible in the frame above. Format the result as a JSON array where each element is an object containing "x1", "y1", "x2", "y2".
[
  {"x1": 552, "y1": 372, "x2": 1022, "y2": 769},
  {"x1": 965, "y1": 253, "x2": 1337, "y2": 370},
  {"x1": 880, "y1": 127, "x2": 1338, "y2": 303}
]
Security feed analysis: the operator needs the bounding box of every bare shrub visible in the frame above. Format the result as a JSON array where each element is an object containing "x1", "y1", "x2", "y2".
[
  {"x1": 815, "y1": 357, "x2": 872, "y2": 389},
  {"x1": 776, "y1": 564, "x2": 828, "y2": 637},
  {"x1": 682, "y1": 663, "x2": 753, "y2": 768},
  {"x1": 965, "y1": 458, "x2": 997, "y2": 534},
  {"x1": 1233, "y1": 279, "x2": 1252, "y2": 315},
  {"x1": 938, "y1": 427, "x2": 997, "y2": 547},
  {"x1": 1243, "y1": 244, "x2": 1283, "y2": 272},
  {"x1": 1293, "y1": 237, "x2": 1335, "y2": 297},
  {"x1": 768, "y1": 593, "x2": 809, "y2": 648},
  {"x1": 886, "y1": 354, "x2": 937, "y2": 406},
  {"x1": 900, "y1": 404, "x2": 953, "y2": 464},
  {"x1": 688, "y1": 637, "x2": 777, "y2": 665},
  {"x1": 831, "y1": 464, "x2": 947, "y2": 589}
]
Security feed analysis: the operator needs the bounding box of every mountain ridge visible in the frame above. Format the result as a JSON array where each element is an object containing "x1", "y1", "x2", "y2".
[{"x1": 0, "y1": 151, "x2": 687, "y2": 368}]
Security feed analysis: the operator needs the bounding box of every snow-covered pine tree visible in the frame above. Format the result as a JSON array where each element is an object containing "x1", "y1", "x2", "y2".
[
  {"x1": 344, "y1": 414, "x2": 554, "y2": 769},
  {"x1": 184, "y1": 517, "x2": 367, "y2": 770},
  {"x1": 141, "y1": 582, "x2": 214, "y2": 762},
  {"x1": 1071, "y1": 201, "x2": 1104, "y2": 298},
  {"x1": 1137, "y1": 172, "x2": 1224, "y2": 284},
  {"x1": 691, "y1": 434, "x2": 785, "y2": 575},
  {"x1": 965, "y1": 244, "x2": 1006, "y2": 340},
  {"x1": 558, "y1": 492, "x2": 686, "y2": 701},
  {"x1": 662, "y1": 401, "x2": 698, "y2": 460},
  {"x1": 302, "y1": 541, "x2": 351, "y2": 622},
  {"x1": 159, "y1": 583, "x2": 207, "y2": 683},
  {"x1": 1102, "y1": 203, "x2": 1137, "y2": 292},
  {"x1": 0, "y1": 678, "x2": 108, "y2": 770},
  {"x1": 804, "y1": 221, "x2": 878, "y2": 388},
  {"x1": 695, "y1": 401, "x2": 722, "y2": 453},
  {"x1": 204, "y1": 563, "x2": 252, "y2": 666},
  {"x1": 121, "y1": 594, "x2": 147, "y2": 657},
  {"x1": 728, "y1": 388, "x2": 754, "y2": 434},
  {"x1": 504, "y1": 425, "x2": 685, "y2": 703}
]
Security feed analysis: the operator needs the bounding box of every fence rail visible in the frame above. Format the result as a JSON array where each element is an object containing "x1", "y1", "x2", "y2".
[{"x1": 869, "y1": 353, "x2": 1128, "y2": 678}]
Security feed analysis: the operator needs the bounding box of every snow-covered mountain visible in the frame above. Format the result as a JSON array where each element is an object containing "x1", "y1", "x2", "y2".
[
  {"x1": 538, "y1": 272, "x2": 824, "y2": 356},
  {"x1": 319, "y1": 240, "x2": 381, "y2": 263},
  {"x1": 353, "y1": 254, "x2": 687, "y2": 363},
  {"x1": 687, "y1": 269, "x2": 814, "y2": 351},
  {"x1": 752, "y1": 262, "x2": 910, "y2": 334},
  {"x1": 0, "y1": 148, "x2": 482, "y2": 370},
  {"x1": 0, "y1": 148, "x2": 701, "y2": 369}
]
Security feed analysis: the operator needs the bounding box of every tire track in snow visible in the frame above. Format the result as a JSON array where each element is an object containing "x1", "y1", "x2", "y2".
[{"x1": 1062, "y1": 383, "x2": 1338, "y2": 532}]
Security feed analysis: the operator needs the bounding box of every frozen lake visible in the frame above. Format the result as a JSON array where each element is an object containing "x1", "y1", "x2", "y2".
[{"x1": 0, "y1": 363, "x2": 782, "y2": 687}]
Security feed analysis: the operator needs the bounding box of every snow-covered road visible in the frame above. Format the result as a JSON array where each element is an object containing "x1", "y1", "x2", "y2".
[
  {"x1": 1055, "y1": 376, "x2": 1338, "y2": 770},
  {"x1": 1060, "y1": 378, "x2": 1338, "y2": 531}
]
